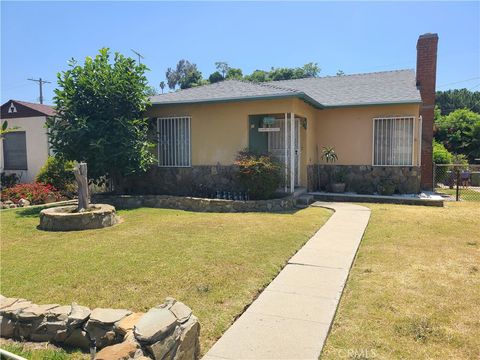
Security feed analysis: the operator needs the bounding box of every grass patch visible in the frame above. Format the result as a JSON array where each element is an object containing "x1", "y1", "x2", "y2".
[
  {"x1": 435, "y1": 187, "x2": 480, "y2": 201},
  {"x1": 1, "y1": 206, "x2": 331, "y2": 356},
  {"x1": 322, "y1": 202, "x2": 480, "y2": 359},
  {"x1": 0, "y1": 341, "x2": 87, "y2": 360}
]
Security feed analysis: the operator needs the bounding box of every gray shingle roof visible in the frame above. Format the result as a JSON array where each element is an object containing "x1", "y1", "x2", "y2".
[{"x1": 150, "y1": 69, "x2": 421, "y2": 108}]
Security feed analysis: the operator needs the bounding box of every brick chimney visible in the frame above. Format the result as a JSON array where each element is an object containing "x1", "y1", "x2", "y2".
[{"x1": 416, "y1": 33, "x2": 438, "y2": 190}]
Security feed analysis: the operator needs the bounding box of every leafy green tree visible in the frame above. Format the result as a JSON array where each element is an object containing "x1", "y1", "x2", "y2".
[
  {"x1": 47, "y1": 48, "x2": 156, "y2": 191},
  {"x1": 435, "y1": 89, "x2": 480, "y2": 115},
  {"x1": 166, "y1": 60, "x2": 204, "y2": 89},
  {"x1": 301, "y1": 62, "x2": 321, "y2": 77},
  {"x1": 208, "y1": 71, "x2": 224, "y2": 84},
  {"x1": 215, "y1": 61, "x2": 230, "y2": 78},
  {"x1": 244, "y1": 70, "x2": 270, "y2": 83},
  {"x1": 336, "y1": 70, "x2": 345, "y2": 76},
  {"x1": 159, "y1": 81, "x2": 166, "y2": 93},
  {"x1": 435, "y1": 109, "x2": 480, "y2": 162},
  {"x1": 226, "y1": 68, "x2": 243, "y2": 80}
]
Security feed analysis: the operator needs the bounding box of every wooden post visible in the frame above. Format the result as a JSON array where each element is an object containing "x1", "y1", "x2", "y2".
[{"x1": 73, "y1": 162, "x2": 89, "y2": 212}]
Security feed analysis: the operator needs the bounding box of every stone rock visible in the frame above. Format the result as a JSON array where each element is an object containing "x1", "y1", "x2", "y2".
[
  {"x1": 64, "y1": 328, "x2": 91, "y2": 350},
  {"x1": 67, "y1": 303, "x2": 90, "y2": 327},
  {"x1": 116, "y1": 312, "x2": 144, "y2": 335},
  {"x1": 0, "y1": 315, "x2": 15, "y2": 338},
  {"x1": 89, "y1": 308, "x2": 131, "y2": 325},
  {"x1": 18, "y1": 198, "x2": 30, "y2": 207},
  {"x1": 18, "y1": 304, "x2": 59, "y2": 320},
  {"x1": 9, "y1": 204, "x2": 17, "y2": 208},
  {"x1": 134, "y1": 307, "x2": 178, "y2": 344},
  {"x1": 44, "y1": 194, "x2": 57, "y2": 204},
  {"x1": 0, "y1": 297, "x2": 22, "y2": 310},
  {"x1": 95, "y1": 340, "x2": 139, "y2": 360},
  {"x1": 47, "y1": 305, "x2": 71, "y2": 322},
  {"x1": 173, "y1": 316, "x2": 200, "y2": 360},
  {"x1": 1, "y1": 300, "x2": 32, "y2": 317},
  {"x1": 147, "y1": 326, "x2": 181, "y2": 360},
  {"x1": 4, "y1": 200, "x2": 13, "y2": 205},
  {"x1": 169, "y1": 302, "x2": 192, "y2": 324}
]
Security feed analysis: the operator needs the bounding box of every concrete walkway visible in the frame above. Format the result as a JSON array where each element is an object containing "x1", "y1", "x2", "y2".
[{"x1": 203, "y1": 202, "x2": 371, "y2": 360}]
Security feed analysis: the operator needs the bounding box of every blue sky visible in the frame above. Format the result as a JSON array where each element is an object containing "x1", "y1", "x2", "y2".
[{"x1": 1, "y1": 1, "x2": 479, "y2": 105}]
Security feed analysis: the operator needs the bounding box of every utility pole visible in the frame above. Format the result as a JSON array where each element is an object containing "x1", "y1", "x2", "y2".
[
  {"x1": 131, "y1": 49, "x2": 144, "y2": 64},
  {"x1": 28, "y1": 78, "x2": 51, "y2": 104}
]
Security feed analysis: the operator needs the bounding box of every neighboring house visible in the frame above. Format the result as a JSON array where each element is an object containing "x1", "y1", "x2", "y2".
[
  {"x1": 0, "y1": 100, "x2": 54, "y2": 183},
  {"x1": 129, "y1": 33, "x2": 438, "y2": 195}
]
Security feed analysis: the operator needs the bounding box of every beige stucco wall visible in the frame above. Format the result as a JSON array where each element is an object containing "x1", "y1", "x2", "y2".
[
  {"x1": 0, "y1": 116, "x2": 49, "y2": 183},
  {"x1": 315, "y1": 104, "x2": 421, "y2": 165},
  {"x1": 147, "y1": 98, "x2": 297, "y2": 165},
  {"x1": 147, "y1": 99, "x2": 421, "y2": 187}
]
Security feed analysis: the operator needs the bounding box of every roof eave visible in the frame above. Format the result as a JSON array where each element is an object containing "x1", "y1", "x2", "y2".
[
  {"x1": 323, "y1": 99, "x2": 422, "y2": 109},
  {"x1": 150, "y1": 92, "x2": 324, "y2": 109}
]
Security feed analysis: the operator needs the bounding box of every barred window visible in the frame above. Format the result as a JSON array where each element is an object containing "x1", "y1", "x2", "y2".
[
  {"x1": 373, "y1": 117, "x2": 414, "y2": 166},
  {"x1": 157, "y1": 117, "x2": 191, "y2": 167},
  {"x1": 3, "y1": 131, "x2": 27, "y2": 170}
]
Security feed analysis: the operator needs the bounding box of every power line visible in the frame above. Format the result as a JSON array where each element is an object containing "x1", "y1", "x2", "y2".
[
  {"x1": 437, "y1": 77, "x2": 480, "y2": 88},
  {"x1": 131, "y1": 49, "x2": 144, "y2": 64},
  {"x1": 27, "y1": 77, "x2": 51, "y2": 104}
]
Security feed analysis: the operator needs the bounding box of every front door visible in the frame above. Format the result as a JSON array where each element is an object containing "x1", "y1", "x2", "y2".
[{"x1": 268, "y1": 117, "x2": 300, "y2": 188}]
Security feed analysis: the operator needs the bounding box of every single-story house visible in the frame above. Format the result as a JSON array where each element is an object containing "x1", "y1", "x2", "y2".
[
  {"x1": 0, "y1": 100, "x2": 54, "y2": 183},
  {"x1": 128, "y1": 33, "x2": 438, "y2": 195}
]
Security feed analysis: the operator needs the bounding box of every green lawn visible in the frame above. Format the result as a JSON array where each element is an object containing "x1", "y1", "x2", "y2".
[
  {"x1": 0, "y1": 205, "x2": 331, "y2": 356},
  {"x1": 322, "y1": 202, "x2": 480, "y2": 360},
  {"x1": 435, "y1": 187, "x2": 480, "y2": 201}
]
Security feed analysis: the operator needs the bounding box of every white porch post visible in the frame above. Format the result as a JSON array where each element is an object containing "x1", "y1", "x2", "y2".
[
  {"x1": 284, "y1": 113, "x2": 288, "y2": 193},
  {"x1": 290, "y1": 112, "x2": 295, "y2": 193}
]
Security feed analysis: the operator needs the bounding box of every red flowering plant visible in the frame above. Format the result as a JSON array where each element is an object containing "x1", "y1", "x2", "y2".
[
  {"x1": 1, "y1": 182, "x2": 62, "y2": 205},
  {"x1": 234, "y1": 150, "x2": 282, "y2": 200}
]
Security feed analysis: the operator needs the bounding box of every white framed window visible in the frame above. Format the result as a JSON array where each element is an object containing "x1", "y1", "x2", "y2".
[
  {"x1": 3, "y1": 131, "x2": 28, "y2": 170},
  {"x1": 373, "y1": 117, "x2": 414, "y2": 166},
  {"x1": 157, "y1": 117, "x2": 191, "y2": 167}
]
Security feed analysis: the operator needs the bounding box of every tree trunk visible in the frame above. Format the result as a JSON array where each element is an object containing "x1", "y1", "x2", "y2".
[{"x1": 74, "y1": 162, "x2": 89, "y2": 212}]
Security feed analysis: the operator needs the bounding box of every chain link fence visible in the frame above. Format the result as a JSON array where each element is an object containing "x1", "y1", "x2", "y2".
[{"x1": 434, "y1": 164, "x2": 480, "y2": 201}]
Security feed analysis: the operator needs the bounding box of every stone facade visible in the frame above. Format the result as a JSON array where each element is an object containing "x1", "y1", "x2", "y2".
[
  {"x1": 307, "y1": 165, "x2": 421, "y2": 194},
  {"x1": 93, "y1": 194, "x2": 296, "y2": 213},
  {"x1": 123, "y1": 166, "x2": 239, "y2": 197},
  {"x1": 0, "y1": 295, "x2": 200, "y2": 360}
]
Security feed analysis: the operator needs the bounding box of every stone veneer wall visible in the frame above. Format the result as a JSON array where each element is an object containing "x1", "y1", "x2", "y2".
[
  {"x1": 0, "y1": 295, "x2": 200, "y2": 360},
  {"x1": 307, "y1": 165, "x2": 421, "y2": 194},
  {"x1": 93, "y1": 194, "x2": 296, "y2": 213},
  {"x1": 123, "y1": 166, "x2": 239, "y2": 197}
]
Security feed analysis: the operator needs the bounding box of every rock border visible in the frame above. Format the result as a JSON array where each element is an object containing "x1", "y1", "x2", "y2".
[
  {"x1": 93, "y1": 194, "x2": 295, "y2": 213},
  {"x1": 0, "y1": 295, "x2": 200, "y2": 360}
]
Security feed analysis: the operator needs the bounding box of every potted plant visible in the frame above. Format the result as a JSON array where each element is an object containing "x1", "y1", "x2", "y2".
[{"x1": 321, "y1": 146, "x2": 346, "y2": 193}]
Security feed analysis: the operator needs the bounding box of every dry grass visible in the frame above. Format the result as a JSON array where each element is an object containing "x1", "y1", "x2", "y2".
[
  {"x1": 322, "y1": 202, "x2": 480, "y2": 360},
  {"x1": 0, "y1": 205, "x2": 331, "y2": 355}
]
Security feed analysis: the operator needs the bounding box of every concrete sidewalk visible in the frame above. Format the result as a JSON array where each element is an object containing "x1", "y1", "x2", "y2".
[{"x1": 203, "y1": 202, "x2": 371, "y2": 360}]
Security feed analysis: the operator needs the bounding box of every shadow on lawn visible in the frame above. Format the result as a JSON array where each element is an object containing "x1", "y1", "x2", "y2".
[{"x1": 15, "y1": 206, "x2": 44, "y2": 218}]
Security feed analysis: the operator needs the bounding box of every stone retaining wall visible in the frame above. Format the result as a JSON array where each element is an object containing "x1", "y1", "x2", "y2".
[
  {"x1": 0, "y1": 295, "x2": 200, "y2": 360},
  {"x1": 93, "y1": 194, "x2": 296, "y2": 213},
  {"x1": 123, "y1": 166, "x2": 239, "y2": 196},
  {"x1": 307, "y1": 165, "x2": 421, "y2": 194}
]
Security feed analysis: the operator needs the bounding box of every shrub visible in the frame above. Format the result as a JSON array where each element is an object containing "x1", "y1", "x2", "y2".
[
  {"x1": 235, "y1": 151, "x2": 282, "y2": 200},
  {"x1": 1, "y1": 173, "x2": 19, "y2": 189},
  {"x1": 433, "y1": 140, "x2": 453, "y2": 165},
  {"x1": 1, "y1": 182, "x2": 62, "y2": 205},
  {"x1": 377, "y1": 179, "x2": 396, "y2": 196},
  {"x1": 36, "y1": 156, "x2": 76, "y2": 195}
]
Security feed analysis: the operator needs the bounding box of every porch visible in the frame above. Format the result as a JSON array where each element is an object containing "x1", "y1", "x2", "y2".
[{"x1": 248, "y1": 112, "x2": 307, "y2": 193}]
